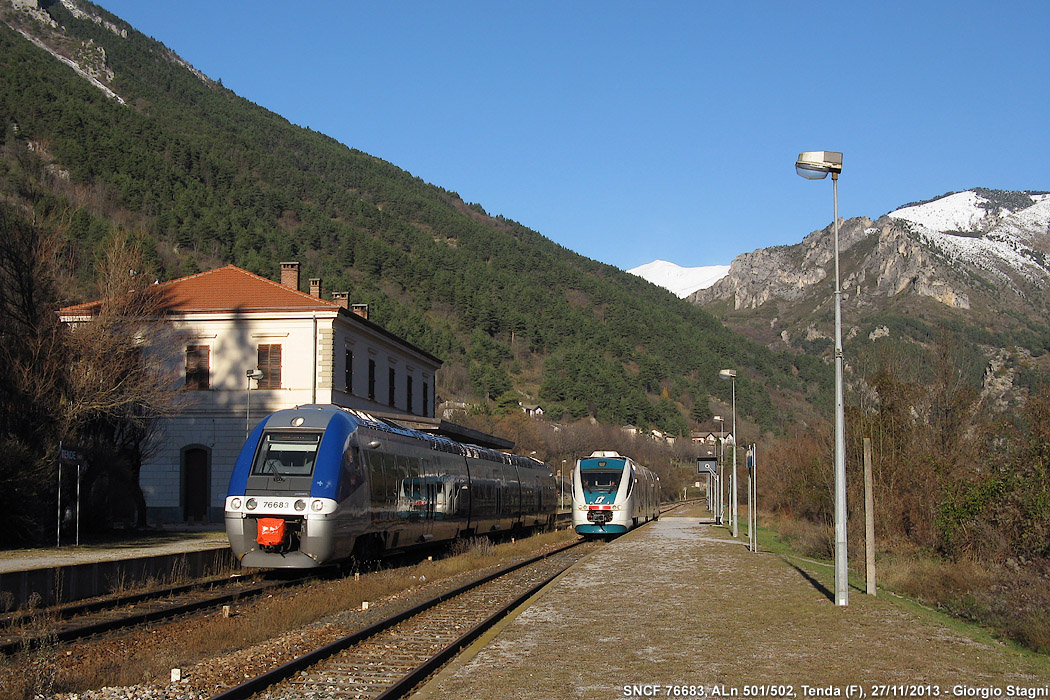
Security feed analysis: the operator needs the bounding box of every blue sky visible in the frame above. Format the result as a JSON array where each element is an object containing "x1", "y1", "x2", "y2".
[{"x1": 96, "y1": 1, "x2": 1050, "y2": 270}]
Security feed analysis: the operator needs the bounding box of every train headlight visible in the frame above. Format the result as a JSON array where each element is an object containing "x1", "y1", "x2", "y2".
[
  {"x1": 230, "y1": 498, "x2": 242, "y2": 510},
  {"x1": 311, "y1": 499, "x2": 324, "y2": 512},
  {"x1": 246, "y1": 498, "x2": 257, "y2": 510},
  {"x1": 294, "y1": 499, "x2": 306, "y2": 512}
]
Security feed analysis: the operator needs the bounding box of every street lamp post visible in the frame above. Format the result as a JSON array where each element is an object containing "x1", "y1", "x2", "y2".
[
  {"x1": 246, "y1": 368, "x2": 264, "y2": 438},
  {"x1": 795, "y1": 150, "x2": 848, "y2": 606},
  {"x1": 718, "y1": 369, "x2": 737, "y2": 538}
]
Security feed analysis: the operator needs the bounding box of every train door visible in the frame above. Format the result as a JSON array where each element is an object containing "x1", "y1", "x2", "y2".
[{"x1": 420, "y1": 458, "x2": 436, "y2": 541}]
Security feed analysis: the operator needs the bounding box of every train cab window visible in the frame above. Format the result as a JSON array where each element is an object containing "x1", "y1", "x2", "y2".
[
  {"x1": 581, "y1": 470, "x2": 622, "y2": 493},
  {"x1": 253, "y1": 432, "x2": 321, "y2": 478}
]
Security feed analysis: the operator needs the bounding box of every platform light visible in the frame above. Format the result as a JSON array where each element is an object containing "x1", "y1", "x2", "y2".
[{"x1": 795, "y1": 149, "x2": 848, "y2": 607}]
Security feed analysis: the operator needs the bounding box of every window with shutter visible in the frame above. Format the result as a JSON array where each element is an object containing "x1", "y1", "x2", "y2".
[
  {"x1": 257, "y1": 344, "x2": 282, "y2": 389},
  {"x1": 344, "y1": 348, "x2": 353, "y2": 394},
  {"x1": 186, "y1": 345, "x2": 210, "y2": 390}
]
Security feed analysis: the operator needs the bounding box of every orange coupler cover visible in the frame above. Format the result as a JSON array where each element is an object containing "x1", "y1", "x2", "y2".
[{"x1": 257, "y1": 518, "x2": 286, "y2": 546}]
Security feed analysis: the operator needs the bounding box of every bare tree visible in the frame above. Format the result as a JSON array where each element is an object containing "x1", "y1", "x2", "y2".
[
  {"x1": 61, "y1": 232, "x2": 184, "y2": 528},
  {"x1": 0, "y1": 203, "x2": 67, "y2": 542}
]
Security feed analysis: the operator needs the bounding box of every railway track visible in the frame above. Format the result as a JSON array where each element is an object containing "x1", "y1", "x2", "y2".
[
  {"x1": 210, "y1": 539, "x2": 597, "y2": 700},
  {"x1": 0, "y1": 570, "x2": 313, "y2": 655}
]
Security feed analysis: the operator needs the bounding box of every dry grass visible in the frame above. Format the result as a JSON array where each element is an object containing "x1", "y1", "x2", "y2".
[
  {"x1": 878, "y1": 553, "x2": 1050, "y2": 654},
  {"x1": 764, "y1": 511, "x2": 1050, "y2": 658}
]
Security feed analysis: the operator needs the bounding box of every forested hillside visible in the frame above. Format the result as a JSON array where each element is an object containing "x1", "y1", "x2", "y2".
[{"x1": 0, "y1": 1, "x2": 828, "y2": 434}]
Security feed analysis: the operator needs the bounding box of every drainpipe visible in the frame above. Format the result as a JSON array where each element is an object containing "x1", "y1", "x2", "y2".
[{"x1": 312, "y1": 314, "x2": 317, "y2": 404}]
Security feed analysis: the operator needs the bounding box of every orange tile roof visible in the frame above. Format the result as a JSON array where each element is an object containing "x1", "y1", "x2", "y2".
[{"x1": 59, "y1": 265, "x2": 340, "y2": 314}]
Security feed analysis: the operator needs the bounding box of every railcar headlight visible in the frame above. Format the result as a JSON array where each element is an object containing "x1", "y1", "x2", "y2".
[
  {"x1": 311, "y1": 500, "x2": 324, "y2": 512},
  {"x1": 246, "y1": 498, "x2": 257, "y2": 510},
  {"x1": 230, "y1": 498, "x2": 242, "y2": 510},
  {"x1": 294, "y1": 499, "x2": 306, "y2": 511}
]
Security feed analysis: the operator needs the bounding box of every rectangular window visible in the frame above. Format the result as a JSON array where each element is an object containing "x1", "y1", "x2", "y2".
[
  {"x1": 368, "y1": 359, "x2": 376, "y2": 400},
  {"x1": 257, "y1": 344, "x2": 282, "y2": 389},
  {"x1": 185, "y1": 345, "x2": 210, "y2": 390},
  {"x1": 388, "y1": 367, "x2": 396, "y2": 407},
  {"x1": 344, "y1": 348, "x2": 353, "y2": 394},
  {"x1": 406, "y1": 376, "x2": 414, "y2": 415},
  {"x1": 423, "y1": 382, "x2": 429, "y2": 417}
]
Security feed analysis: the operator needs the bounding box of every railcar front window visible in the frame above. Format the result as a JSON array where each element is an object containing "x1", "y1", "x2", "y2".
[
  {"x1": 581, "y1": 471, "x2": 622, "y2": 494},
  {"x1": 253, "y1": 432, "x2": 321, "y2": 477}
]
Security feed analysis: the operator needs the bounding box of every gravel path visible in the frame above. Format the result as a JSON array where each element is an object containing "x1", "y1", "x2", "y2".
[{"x1": 411, "y1": 510, "x2": 1050, "y2": 699}]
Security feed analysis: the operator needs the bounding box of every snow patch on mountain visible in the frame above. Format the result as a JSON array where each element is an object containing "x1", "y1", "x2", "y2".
[
  {"x1": 888, "y1": 190, "x2": 1050, "y2": 287},
  {"x1": 889, "y1": 191, "x2": 999, "y2": 233},
  {"x1": 628, "y1": 260, "x2": 730, "y2": 298}
]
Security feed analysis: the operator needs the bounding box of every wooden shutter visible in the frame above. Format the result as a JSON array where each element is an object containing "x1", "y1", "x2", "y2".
[
  {"x1": 186, "y1": 345, "x2": 210, "y2": 390},
  {"x1": 258, "y1": 344, "x2": 282, "y2": 389}
]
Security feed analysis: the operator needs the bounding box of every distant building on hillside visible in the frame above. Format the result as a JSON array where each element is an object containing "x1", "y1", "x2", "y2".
[
  {"x1": 520, "y1": 403, "x2": 544, "y2": 418},
  {"x1": 59, "y1": 262, "x2": 442, "y2": 524}
]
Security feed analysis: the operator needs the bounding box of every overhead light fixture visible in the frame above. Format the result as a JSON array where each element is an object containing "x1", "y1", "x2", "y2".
[{"x1": 795, "y1": 150, "x2": 843, "y2": 180}]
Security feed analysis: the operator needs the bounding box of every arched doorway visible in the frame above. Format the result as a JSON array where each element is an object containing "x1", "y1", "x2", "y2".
[{"x1": 182, "y1": 447, "x2": 210, "y2": 523}]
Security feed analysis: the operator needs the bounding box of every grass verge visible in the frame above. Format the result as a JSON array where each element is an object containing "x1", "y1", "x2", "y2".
[{"x1": 752, "y1": 511, "x2": 1050, "y2": 670}]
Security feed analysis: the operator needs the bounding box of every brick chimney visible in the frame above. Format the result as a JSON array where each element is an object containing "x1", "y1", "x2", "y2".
[
  {"x1": 351, "y1": 303, "x2": 369, "y2": 320},
  {"x1": 332, "y1": 291, "x2": 349, "y2": 309},
  {"x1": 280, "y1": 262, "x2": 300, "y2": 290},
  {"x1": 309, "y1": 278, "x2": 322, "y2": 298}
]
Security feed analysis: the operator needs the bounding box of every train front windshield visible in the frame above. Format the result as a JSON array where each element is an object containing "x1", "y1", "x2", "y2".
[
  {"x1": 252, "y1": 432, "x2": 321, "y2": 478},
  {"x1": 581, "y1": 470, "x2": 623, "y2": 493}
]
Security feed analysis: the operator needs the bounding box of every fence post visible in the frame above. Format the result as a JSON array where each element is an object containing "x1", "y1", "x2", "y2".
[{"x1": 864, "y1": 437, "x2": 876, "y2": 596}]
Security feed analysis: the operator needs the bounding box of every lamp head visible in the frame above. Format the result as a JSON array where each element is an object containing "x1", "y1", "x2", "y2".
[
  {"x1": 718, "y1": 369, "x2": 737, "y2": 380},
  {"x1": 246, "y1": 369, "x2": 264, "y2": 380},
  {"x1": 795, "y1": 150, "x2": 842, "y2": 179}
]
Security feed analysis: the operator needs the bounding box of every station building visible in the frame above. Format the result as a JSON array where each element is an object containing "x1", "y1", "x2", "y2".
[{"x1": 59, "y1": 262, "x2": 443, "y2": 524}]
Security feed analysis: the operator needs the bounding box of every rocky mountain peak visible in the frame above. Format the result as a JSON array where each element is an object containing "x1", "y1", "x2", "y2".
[{"x1": 688, "y1": 189, "x2": 1050, "y2": 412}]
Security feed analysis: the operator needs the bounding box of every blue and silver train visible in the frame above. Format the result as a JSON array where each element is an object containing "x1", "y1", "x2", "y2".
[
  {"x1": 571, "y1": 451, "x2": 660, "y2": 536},
  {"x1": 225, "y1": 405, "x2": 557, "y2": 568}
]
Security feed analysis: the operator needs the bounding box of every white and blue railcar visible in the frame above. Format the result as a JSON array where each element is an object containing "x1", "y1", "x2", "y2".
[
  {"x1": 571, "y1": 451, "x2": 660, "y2": 536},
  {"x1": 225, "y1": 404, "x2": 556, "y2": 568}
]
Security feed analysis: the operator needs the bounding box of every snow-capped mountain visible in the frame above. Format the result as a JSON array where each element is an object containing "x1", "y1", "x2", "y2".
[
  {"x1": 886, "y1": 190, "x2": 1050, "y2": 288},
  {"x1": 688, "y1": 188, "x2": 1050, "y2": 403},
  {"x1": 627, "y1": 260, "x2": 730, "y2": 298}
]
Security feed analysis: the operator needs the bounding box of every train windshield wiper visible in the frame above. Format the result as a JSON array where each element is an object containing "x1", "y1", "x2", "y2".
[{"x1": 266, "y1": 460, "x2": 285, "y2": 482}]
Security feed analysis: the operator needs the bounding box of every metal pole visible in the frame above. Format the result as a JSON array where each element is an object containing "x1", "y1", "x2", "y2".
[
  {"x1": 745, "y1": 446, "x2": 751, "y2": 544},
  {"x1": 731, "y1": 378, "x2": 738, "y2": 539},
  {"x1": 717, "y1": 463, "x2": 724, "y2": 525},
  {"x1": 752, "y1": 443, "x2": 758, "y2": 552},
  {"x1": 717, "y1": 420, "x2": 724, "y2": 524},
  {"x1": 246, "y1": 375, "x2": 251, "y2": 439},
  {"x1": 57, "y1": 443, "x2": 62, "y2": 548},
  {"x1": 76, "y1": 462, "x2": 81, "y2": 547},
  {"x1": 746, "y1": 470, "x2": 752, "y2": 543},
  {"x1": 832, "y1": 172, "x2": 849, "y2": 606},
  {"x1": 864, "y1": 437, "x2": 876, "y2": 596}
]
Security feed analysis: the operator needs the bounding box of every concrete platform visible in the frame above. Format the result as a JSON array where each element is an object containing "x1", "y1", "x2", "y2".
[
  {"x1": 411, "y1": 506, "x2": 1050, "y2": 699},
  {"x1": 0, "y1": 530, "x2": 231, "y2": 609}
]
